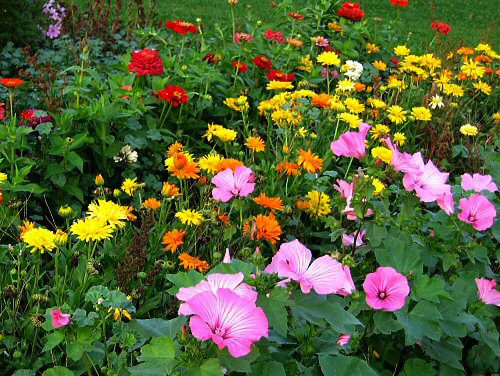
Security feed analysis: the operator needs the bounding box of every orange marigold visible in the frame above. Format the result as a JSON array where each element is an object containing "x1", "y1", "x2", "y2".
[
  {"x1": 0, "y1": 78, "x2": 25, "y2": 87},
  {"x1": 217, "y1": 208, "x2": 230, "y2": 225},
  {"x1": 276, "y1": 161, "x2": 301, "y2": 176},
  {"x1": 255, "y1": 212, "x2": 282, "y2": 244},
  {"x1": 217, "y1": 158, "x2": 244, "y2": 172},
  {"x1": 162, "y1": 229, "x2": 187, "y2": 253},
  {"x1": 245, "y1": 136, "x2": 266, "y2": 152},
  {"x1": 253, "y1": 193, "x2": 284, "y2": 211},
  {"x1": 312, "y1": 93, "x2": 333, "y2": 108},
  {"x1": 167, "y1": 142, "x2": 184, "y2": 157},
  {"x1": 124, "y1": 206, "x2": 137, "y2": 221},
  {"x1": 298, "y1": 149, "x2": 323, "y2": 173},
  {"x1": 168, "y1": 153, "x2": 200, "y2": 179},
  {"x1": 296, "y1": 198, "x2": 310, "y2": 210},
  {"x1": 162, "y1": 182, "x2": 181, "y2": 197},
  {"x1": 143, "y1": 197, "x2": 161, "y2": 210},
  {"x1": 178, "y1": 252, "x2": 210, "y2": 272}
]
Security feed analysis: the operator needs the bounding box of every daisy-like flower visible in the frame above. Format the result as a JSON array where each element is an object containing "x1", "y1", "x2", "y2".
[
  {"x1": 70, "y1": 218, "x2": 114, "y2": 242},
  {"x1": 87, "y1": 199, "x2": 129, "y2": 229},
  {"x1": 370, "y1": 124, "x2": 390, "y2": 140},
  {"x1": 461, "y1": 58, "x2": 486, "y2": 80},
  {"x1": 217, "y1": 158, "x2": 244, "y2": 172},
  {"x1": 199, "y1": 152, "x2": 224, "y2": 174},
  {"x1": 386, "y1": 105, "x2": 407, "y2": 124},
  {"x1": 443, "y1": 83, "x2": 464, "y2": 97},
  {"x1": 266, "y1": 81, "x2": 294, "y2": 91},
  {"x1": 372, "y1": 60, "x2": 387, "y2": 71},
  {"x1": 342, "y1": 60, "x2": 363, "y2": 81},
  {"x1": 460, "y1": 124, "x2": 478, "y2": 136},
  {"x1": 22, "y1": 227, "x2": 57, "y2": 254},
  {"x1": 178, "y1": 252, "x2": 210, "y2": 272},
  {"x1": 305, "y1": 190, "x2": 332, "y2": 217},
  {"x1": 297, "y1": 55, "x2": 314, "y2": 72},
  {"x1": 143, "y1": 198, "x2": 161, "y2": 211},
  {"x1": 224, "y1": 96, "x2": 249, "y2": 111},
  {"x1": 245, "y1": 136, "x2": 266, "y2": 152},
  {"x1": 162, "y1": 182, "x2": 181, "y2": 197},
  {"x1": 253, "y1": 193, "x2": 284, "y2": 211},
  {"x1": 473, "y1": 81, "x2": 492, "y2": 95},
  {"x1": 393, "y1": 132, "x2": 406, "y2": 146},
  {"x1": 429, "y1": 95, "x2": 444, "y2": 109},
  {"x1": 167, "y1": 141, "x2": 184, "y2": 157},
  {"x1": 276, "y1": 161, "x2": 301, "y2": 176},
  {"x1": 411, "y1": 107, "x2": 432, "y2": 121},
  {"x1": 366, "y1": 43, "x2": 380, "y2": 53},
  {"x1": 176, "y1": 209, "x2": 204, "y2": 226},
  {"x1": 298, "y1": 149, "x2": 323, "y2": 173},
  {"x1": 162, "y1": 229, "x2": 187, "y2": 253},
  {"x1": 336, "y1": 79, "x2": 355, "y2": 92},
  {"x1": 121, "y1": 178, "x2": 140, "y2": 196},
  {"x1": 344, "y1": 97, "x2": 365, "y2": 113},
  {"x1": 372, "y1": 178, "x2": 386, "y2": 195},
  {"x1": 203, "y1": 123, "x2": 237, "y2": 143},
  {"x1": 166, "y1": 153, "x2": 201, "y2": 179},
  {"x1": 394, "y1": 45, "x2": 410, "y2": 56},
  {"x1": 371, "y1": 146, "x2": 393, "y2": 163},
  {"x1": 253, "y1": 213, "x2": 282, "y2": 244},
  {"x1": 338, "y1": 112, "x2": 362, "y2": 128},
  {"x1": 317, "y1": 51, "x2": 341, "y2": 66},
  {"x1": 19, "y1": 220, "x2": 36, "y2": 240}
]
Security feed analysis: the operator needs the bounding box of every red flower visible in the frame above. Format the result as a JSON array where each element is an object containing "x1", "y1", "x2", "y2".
[
  {"x1": 390, "y1": 0, "x2": 408, "y2": 6},
  {"x1": 232, "y1": 61, "x2": 248, "y2": 73},
  {"x1": 165, "y1": 20, "x2": 197, "y2": 35},
  {"x1": 337, "y1": 2, "x2": 364, "y2": 22},
  {"x1": 253, "y1": 55, "x2": 273, "y2": 70},
  {"x1": 153, "y1": 85, "x2": 189, "y2": 107},
  {"x1": 0, "y1": 103, "x2": 5, "y2": 120},
  {"x1": 0, "y1": 78, "x2": 25, "y2": 87},
  {"x1": 288, "y1": 12, "x2": 304, "y2": 20},
  {"x1": 203, "y1": 53, "x2": 222, "y2": 64},
  {"x1": 391, "y1": 57, "x2": 400, "y2": 66},
  {"x1": 264, "y1": 29, "x2": 285, "y2": 43},
  {"x1": 266, "y1": 70, "x2": 295, "y2": 82},
  {"x1": 128, "y1": 48, "x2": 164, "y2": 76},
  {"x1": 431, "y1": 21, "x2": 451, "y2": 35}
]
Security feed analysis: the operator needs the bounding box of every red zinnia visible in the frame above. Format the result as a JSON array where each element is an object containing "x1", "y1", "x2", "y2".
[
  {"x1": 203, "y1": 53, "x2": 221, "y2": 64},
  {"x1": 165, "y1": 20, "x2": 197, "y2": 35},
  {"x1": 128, "y1": 48, "x2": 164, "y2": 76},
  {"x1": 253, "y1": 55, "x2": 273, "y2": 70},
  {"x1": 390, "y1": 0, "x2": 408, "y2": 6},
  {"x1": 232, "y1": 61, "x2": 248, "y2": 73},
  {"x1": 264, "y1": 29, "x2": 285, "y2": 43},
  {"x1": 431, "y1": 21, "x2": 451, "y2": 35},
  {"x1": 153, "y1": 85, "x2": 189, "y2": 107},
  {"x1": 0, "y1": 78, "x2": 25, "y2": 88},
  {"x1": 266, "y1": 69, "x2": 295, "y2": 82},
  {"x1": 337, "y1": 2, "x2": 364, "y2": 22},
  {"x1": 288, "y1": 12, "x2": 304, "y2": 21}
]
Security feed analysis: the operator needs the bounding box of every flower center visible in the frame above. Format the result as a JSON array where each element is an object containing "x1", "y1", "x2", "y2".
[
  {"x1": 378, "y1": 291, "x2": 387, "y2": 300},
  {"x1": 214, "y1": 326, "x2": 226, "y2": 337},
  {"x1": 468, "y1": 215, "x2": 476, "y2": 222}
]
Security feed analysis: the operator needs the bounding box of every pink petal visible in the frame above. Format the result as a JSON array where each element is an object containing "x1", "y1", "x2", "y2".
[
  {"x1": 275, "y1": 240, "x2": 312, "y2": 281},
  {"x1": 301, "y1": 256, "x2": 347, "y2": 294}
]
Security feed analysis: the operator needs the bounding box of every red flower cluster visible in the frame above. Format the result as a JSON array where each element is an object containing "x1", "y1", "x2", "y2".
[
  {"x1": 253, "y1": 55, "x2": 273, "y2": 70},
  {"x1": 203, "y1": 53, "x2": 222, "y2": 64},
  {"x1": 431, "y1": 21, "x2": 451, "y2": 35},
  {"x1": 390, "y1": 0, "x2": 409, "y2": 6},
  {"x1": 0, "y1": 78, "x2": 25, "y2": 87},
  {"x1": 232, "y1": 61, "x2": 248, "y2": 73},
  {"x1": 234, "y1": 32, "x2": 255, "y2": 42},
  {"x1": 128, "y1": 48, "x2": 164, "y2": 76},
  {"x1": 153, "y1": 85, "x2": 189, "y2": 107},
  {"x1": 267, "y1": 70, "x2": 295, "y2": 82},
  {"x1": 337, "y1": 2, "x2": 364, "y2": 22},
  {"x1": 264, "y1": 29, "x2": 285, "y2": 43},
  {"x1": 165, "y1": 20, "x2": 197, "y2": 35},
  {"x1": 288, "y1": 12, "x2": 304, "y2": 21}
]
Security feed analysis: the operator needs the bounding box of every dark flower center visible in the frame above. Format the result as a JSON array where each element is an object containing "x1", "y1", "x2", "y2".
[{"x1": 378, "y1": 291, "x2": 387, "y2": 300}]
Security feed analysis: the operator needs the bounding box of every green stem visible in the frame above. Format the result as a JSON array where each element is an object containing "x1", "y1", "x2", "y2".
[{"x1": 344, "y1": 157, "x2": 354, "y2": 179}]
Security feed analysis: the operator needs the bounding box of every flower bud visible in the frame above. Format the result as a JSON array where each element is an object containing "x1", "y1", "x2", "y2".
[
  {"x1": 58, "y1": 205, "x2": 74, "y2": 218},
  {"x1": 95, "y1": 174, "x2": 104, "y2": 186},
  {"x1": 113, "y1": 189, "x2": 122, "y2": 198}
]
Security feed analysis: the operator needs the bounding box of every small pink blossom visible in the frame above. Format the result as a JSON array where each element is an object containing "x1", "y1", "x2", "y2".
[
  {"x1": 342, "y1": 229, "x2": 366, "y2": 247},
  {"x1": 475, "y1": 278, "x2": 500, "y2": 306},
  {"x1": 363, "y1": 266, "x2": 410, "y2": 312},
  {"x1": 50, "y1": 308, "x2": 71, "y2": 328},
  {"x1": 331, "y1": 123, "x2": 371, "y2": 159},
  {"x1": 212, "y1": 166, "x2": 255, "y2": 202},
  {"x1": 315, "y1": 36, "x2": 329, "y2": 47},
  {"x1": 382, "y1": 138, "x2": 422, "y2": 175},
  {"x1": 437, "y1": 186, "x2": 455, "y2": 215},
  {"x1": 234, "y1": 32, "x2": 255, "y2": 42},
  {"x1": 457, "y1": 193, "x2": 497, "y2": 231},
  {"x1": 0, "y1": 102, "x2": 5, "y2": 120},
  {"x1": 337, "y1": 266, "x2": 357, "y2": 297},
  {"x1": 461, "y1": 173, "x2": 498, "y2": 193},
  {"x1": 334, "y1": 179, "x2": 354, "y2": 201},
  {"x1": 337, "y1": 334, "x2": 351, "y2": 346},
  {"x1": 223, "y1": 248, "x2": 232, "y2": 263},
  {"x1": 342, "y1": 206, "x2": 374, "y2": 221}
]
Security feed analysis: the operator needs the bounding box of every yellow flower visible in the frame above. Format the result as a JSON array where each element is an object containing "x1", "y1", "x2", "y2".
[
  {"x1": 175, "y1": 209, "x2": 204, "y2": 226},
  {"x1": 23, "y1": 227, "x2": 57, "y2": 254},
  {"x1": 0, "y1": 172, "x2": 7, "y2": 182},
  {"x1": 121, "y1": 178, "x2": 139, "y2": 196},
  {"x1": 305, "y1": 190, "x2": 331, "y2": 217},
  {"x1": 372, "y1": 60, "x2": 387, "y2": 71},
  {"x1": 394, "y1": 132, "x2": 406, "y2": 146},
  {"x1": 366, "y1": 43, "x2": 380, "y2": 54},
  {"x1": 371, "y1": 147, "x2": 393, "y2": 163},
  {"x1": 87, "y1": 199, "x2": 129, "y2": 229},
  {"x1": 336, "y1": 79, "x2": 355, "y2": 92},
  {"x1": 70, "y1": 217, "x2": 115, "y2": 242},
  {"x1": 460, "y1": 124, "x2": 478, "y2": 136},
  {"x1": 493, "y1": 113, "x2": 500, "y2": 125},
  {"x1": 54, "y1": 229, "x2": 68, "y2": 247},
  {"x1": 245, "y1": 136, "x2": 266, "y2": 152},
  {"x1": 338, "y1": 112, "x2": 362, "y2": 128},
  {"x1": 370, "y1": 124, "x2": 390, "y2": 140},
  {"x1": 297, "y1": 55, "x2": 313, "y2": 72},
  {"x1": 95, "y1": 174, "x2": 104, "y2": 186},
  {"x1": 394, "y1": 45, "x2": 410, "y2": 56},
  {"x1": 411, "y1": 107, "x2": 432, "y2": 121},
  {"x1": 199, "y1": 152, "x2": 224, "y2": 174},
  {"x1": 367, "y1": 98, "x2": 387, "y2": 109},
  {"x1": 473, "y1": 81, "x2": 492, "y2": 95},
  {"x1": 317, "y1": 51, "x2": 341, "y2": 66},
  {"x1": 460, "y1": 59, "x2": 485, "y2": 80},
  {"x1": 224, "y1": 96, "x2": 249, "y2": 111},
  {"x1": 372, "y1": 178, "x2": 385, "y2": 195},
  {"x1": 475, "y1": 43, "x2": 492, "y2": 53},
  {"x1": 387, "y1": 105, "x2": 407, "y2": 125},
  {"x1": 267, "y1": 81, "x2": 294, "y2": 91},
  {"x1": 443, "y1": 83, "x2": 464, "y2": 97},
  {"x1": 344, "y1": 97, "x2": 365, "y2": 113},
  {"x1": 203, "y1": 123, "x2": 237, "y2": 142}
]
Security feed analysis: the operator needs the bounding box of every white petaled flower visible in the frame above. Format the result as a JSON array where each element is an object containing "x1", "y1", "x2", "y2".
[
  {"x1": 114, "y1": 145, "x2": 138, "y2": 164},
  {"x1": 343, "y1": 60, "x2": 364, "y2": 81},
  {"x1": 429, "y1": 94, "x2": 444, "y2": 109}
]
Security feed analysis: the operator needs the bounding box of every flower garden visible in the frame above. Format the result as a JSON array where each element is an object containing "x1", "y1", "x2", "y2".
[{"x1": 0, "y1": 0, "x2": 499, "y2": 375}]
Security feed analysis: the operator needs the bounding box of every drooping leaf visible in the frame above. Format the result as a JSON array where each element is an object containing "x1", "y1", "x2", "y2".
[{"x1": 319, "y1": 354, "x2": 378, "y2": 376}]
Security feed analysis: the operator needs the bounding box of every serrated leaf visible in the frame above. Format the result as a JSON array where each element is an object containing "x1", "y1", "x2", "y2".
[
  {"x1": 319, "y1": 354, "x2": 378, "y2": 376},
  {"x1": 166, "y1": 270, "x2": 205, "y2": 295},
  {"x1": 414, "y1": 275, "x2": 450, "y2": 303},
  {"x1": 66, "y1": 341, "x2": 84, "y2": 361},
  {"x1": 373, "y1": 311, "x2": 403, "y2": 335},
  {"x1": 395, "y1": 301, "x2": 443, "y2": 344},
  {"x1": 189, "y1": 358, "x2": 223, "y2": 376},
  {"x1": 375, "y1": 237, "x2": 422, "y2": 275}
]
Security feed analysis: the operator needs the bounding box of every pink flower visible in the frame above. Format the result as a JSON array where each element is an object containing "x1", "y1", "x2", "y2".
[
  {"x1": 475, "y1": 278, "x2": 500, "y2": 306},
  {"x1": 330, "y1": 123, "x2": 371, "y2": 160},
  {"x1": 187, "y1": 288, "x2": 268, "y2": 357},
  {"x1": 382, "y1": 138, "x2": 422, "y2": 175},
  {"x1": 264, "y1": 239, "x2": 348, "y2": 295},
  {"x1": 264, "y1": 29, "x2": 285, "y2": 43},
  {"x1": 177, "y1": 273, "x2": 257, "y2": 315},
  {"x1": 212, "y1": 166, "x2": 255, "y2": 202},
  {"x1": 402, "y1": 156, "x2": 450, "y2": 203},
  {"x1": 50, "y1": 308, "x2": 71, "y2": 328},
  {"x1": 223, "y1": 248, "x2": 232, "y2": 263},
  {"x1": 342, "y1": 205, "x2": 374, "y2": 221},
  {"x1": 342, "y1": 229, "x2": 366, "y2": 247},
  {"x1": 457, "y1": 193, "x2": 497, "y2": 231},
  {"x1": 363, "y1": 266, "x2": 410, "y2": 312},
  {"x1": 437, "y1": 186, "x2": 455, "y2": 215},
  {"x1": 461, "y1": 173, "x2": 497, "y2": 193},
  {"x1": 315, "y1": 36, "x2": 329, "y2": 47},
  {"x1": 0, "y1": 102, "x2": 5, "y2": 120},
  {"x1": 234, "y1": 32, "x2": 254, "y2": 42},
  {"x1": 334, "y1": 179, "x2": 354, "y2": 201},
  {"x1": 337, "y1": 266, "x2": 357, "y2": 297},
  {"x1": 337, "y1": 334, "x2": 351, "y2": 346}
]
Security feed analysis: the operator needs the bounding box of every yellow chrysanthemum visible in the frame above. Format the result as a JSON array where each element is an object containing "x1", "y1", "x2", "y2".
[
  {"x1": 23, "y1": 227, "x2": 57, "y2": 254},
  {"x1": 387, "y1": 105, "x2": 407, "y2": 125},
  {"x1": 344, "y1": 97, "x2": 365, "y2": 113},
  {"x1": 411, "y1": 107, "x2": 432, "y2": 121},
  {"x1": 297, "y1": 55, "x2": 314, "y2": 72},
  {"x1": 70, "y1": 217, "x2": 114, "y2": 242},
  {"x1": 0, "y1": 172, "x2": 7, "y2": 182},
  {"x1": 54, "y1": 229, "x2": 68, "y2": 247},
  {"x1": 336, "y1": 79, "x2": 355, "y2": 92},
  {"x1": 366, "y1": 43, "x2": 380, "y2": 54},
  {"x1": 199, "y1": 152, "x2": 224, "y2": 174},
  {"x1": 443, "y1": 83, "x2": 464, "y2": 97},
  {"x1": 394, "y1": 45, "x2": 411, "y2": 56},
  {"x1": 267, "y1": 81, "x2": 294, "y2": 91},
  {"x1": 475, "y1": 43, "x2": 492, "y2": 53},
  {"x1": 317, "y1": 51, "x2": 341, "y2": 66},
  {"x1": 472, "y1": 81, "x2": 492, "y2": 95},
  {"x1": 175, "y1": 209, "x2": 204, "y2": 226},
  {"x1": 461, "y1": 58, "x2": 486, "y2": 80},
  {"x1": 224, "y1": 96, "x2": 249, "y2": 111},
  {"x1": 460, "y1": 124, "x2": 478, "y2": 136},
  {"x1": 121, "y1": 178, "x2": 140, "y2": 196},
  {"x1": 371, "y1": 147, "x2": 393, "y2": 163},
  {"x1": 372, "y1": 178, "x2": 386, "y2": 195},
  {"x1": 372, "y1": 60, "x2": 387, "y2": 71},
  {"x1": 338, "y1": 112, "x2": 362, "y2": 128},
  {"x1": 370, "y1": 124, "x2": 390, "y2": 140},
  {"x1": 87, "y1": 199, "x2": 129, "y2": 229},
  {"x1": 305, "y1": 190, "x2": 332, "y2": 218},
  {"x1": 367, "y1": 98, "x2": 387, "y2": 109},
  {"x1": 394, "y1": 132, "x2": 406, "y2": 146},
  {"x1": 203, "y1": 123, "x2": 237, "y2": 143}
]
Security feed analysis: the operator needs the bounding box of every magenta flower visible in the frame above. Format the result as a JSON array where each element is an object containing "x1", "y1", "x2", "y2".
[
  {"x1": 177, "y1": 273, "x2": 257, "y2": 315},
  {"x1": 337, "y1": 333, "x2": 351, "y2": 346},
  {"x1": 336, "y1": 265, "x2": 357, "y2": 297},
  {"x1": 330, "y1": 123, "x2": 371, "y2": 160},
  {"x1": 475, "y1": 278, "x2": 500, "y2": 306},
  {"x1": 315, "y1": 36, "x2": 330, "y2": 47},
  {"x1": 402, "y1": 156, "x2": 450, "y2": 203},
  {"x1": 223, "y1": 248, "x2": 232, "y2": 263},
  {"x1": 186, "y1": 288, "x2": 268, "y2": 357},
  {"x1": 437, "y1": 186, "x2": 455, "y2": 215},
  {"x1": 265, "y1": 239, "x2": 348, "y2": 295},
  {"x1": 50, "y1": 308, "x2": 71, "y2": 328},
  {"x1": 382, "y1": 138, "x2": 422, "y2": 175},
  {"x1": 46, "y1": 24, "x2": 61, "y2": 39},
  {"x1": 457, "y1": 193, "x2": 497, "y2": 231},
  {"x1": 212, "y1": 166, "x2": 255, "y2": 202},
  {"x1": 363, "y1": 266, "x2": 410, "y2": 311},
  {"x1": 334, "y1": 179, "x2": 354, "y2": 202},
  {"x1": 461, "y1": 173, "x2": 498, "y2": 193},
  {"x1": 342, "y1": 229, "x2": 366, "y2": 247}
]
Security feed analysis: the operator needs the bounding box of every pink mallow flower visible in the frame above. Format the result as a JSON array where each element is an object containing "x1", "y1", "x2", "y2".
[
  {"x1": 363, "y1": 266, "x2": 410, "y2": 312},
  {"x1": 475, "y1": 278, "x2": 500, "y2": 306},
  {"x1": 330, "y1": 123, "x2": 371, "y2": 160},
  {"x1": 50, "y1": 308, "x2": 71, "y2": 328},
  {"x1": 186, "y1": 288, "x2": 269, "y2": 358},
  {"x1": 382, "y1": 138, "x2": 422, "y2": 175},
  {"x1": 264, "y1": 239, "x2": 348, "y2": 295},
  {"x1": 337, "y1": 334, "x2": 351, "y2": 346},
  {"x1": 436, "y1": 186, "x2": 455, "y2": 215},
  {"x1": 223, "y1": 248, "x2": 232, "y2": 263},
  {"x1": 461, "y1": 173, "x2": 498, "y2": 193},
  {"x1": 176, "y1": 272, "x2": 257, "y2": 315},
  {"x1": 457, "y1": 193, "x2": 497, "y2": 231},
  {"x1": 336, "y1": 265, "x2": 357, "y2": 297},
  {"x1": 342, "y1": 229, "x2": 366, "y2": 247},
  {"x1": 212, "y1": 166, "x2": 255, "y2": 202}
]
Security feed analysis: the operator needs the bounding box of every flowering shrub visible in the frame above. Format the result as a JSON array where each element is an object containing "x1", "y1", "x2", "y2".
[{"x1": 0, "y1": 1, "x2": 498, "y2": 375}]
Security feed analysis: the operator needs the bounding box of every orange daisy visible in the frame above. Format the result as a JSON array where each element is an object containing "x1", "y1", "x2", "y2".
[
  {"x1": 245, "y1": 136, "x2": 266, "y2": 152},
  {"x1": 168, "y1": 153, "x2": 200, "y2": 179},
  {"x1": 124, "y1": 206, "x2": 137, "y2": 221},
  {"x1": 143, "y1": 197, "x2": 161, "y2": 210},
  {"x1": 312, "y1": 93, "x2": 333, "y2": 108},
  {"x1": 167, "y1": 141, "x2": 184, "y2": 157},
  {"x1": 254, "y1": 213, "x2": 282, "y2": 244},
  {"x1": 178, "y1": 252, "x2": 210, "y2": 272},
  {"x1": 161, "y1": 182, "x2": 181, "y2": 197},
  {"x1": 253, "y1": 193, "x2": 284, "y2": 211},
  {"x1": 298, "y1": 149, "x2": 323, "y2": 173},
  {"x1": 276, "y1": 161, "x2": 301, "y2": 176},
  {"x1": 0, "y1": 78, "x2": 25, "y2": 88},
  {"x1": 217, "y1": 158, "x2": 244, "y2": 172},
  {"x1": 162, "y1": 229, "x2": 187, "y2": 253},
  {"x1": 217, "y1": 208, "x2": 230, "y2": 225}
]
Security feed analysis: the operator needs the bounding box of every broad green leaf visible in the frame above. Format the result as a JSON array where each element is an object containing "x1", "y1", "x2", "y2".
[
  {"x1": 77, "y1": 327, "x2": 100, "y2": 346},
  {"x1": 42, "y1": 331, "x2": 65, "y2": 352},
  {"x1": 128, "y1": 316, "x2": 186, "y2": 339},
  {"x1": 319, "y1": 354, "x2": 378, "y2": 376},
  {"x1": 41, "y1": 367, "x2": 73, "y2": 376},
  {"x1": 67, "y1": 151, "x2": 84, "y2": 172},
  {"x1": 414, "y1": 275, "x2": 450, "y2": 303},
  {"x1": 373, "y1": 311, "x2": 403, "y2": 335},
  {"x1": 188, "y1": 358, "x2": 223, "y2": 376},
  {"x1": 250, "y1": 360, "x2": 286, "y2": 376},
  {"x1": 219, "y1": 348, "x2": 260, "y2": 373},
  {"x1": 66, "y1": 341, "x2": 84, "y2": 361},
  {"x1": 395, "y1": 301, "x2": 443, "y2": 344},
  {"x1": 13, "y1": 370, "x2": 35, "y2": 376},
  {"x1": 375, "y1": 237, "x2": 422, "y2": 275},
  {"x1": 257, "y1": 287, "x2": 292, "y2": 336},
  {"x1": 400, "y1": 359, "x2": 436, "y2": 376},
  {"x1": 166, "y1": 270, "x2": 205, "y2": 295},
  {"x1": 425, "y1": 337, "x2": 464, "y2": 371},
  {"x1": 365, "y1": 223, "x2": 388, "y2": 247}
]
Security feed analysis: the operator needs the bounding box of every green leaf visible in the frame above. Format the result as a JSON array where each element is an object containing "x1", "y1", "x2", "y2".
[
  {"x1": 219, "y1": 348, "x2": 260, "y2": 373},
  {"x1": 400, "y1": 359, "x2": 436, "y2": 376},
  {"x1": 414, "y1": 275, "x2": 450, "y2": 303},
  {"x1": 13, "y1": 370, "x2": 35, "y2": 376},
  {"x1": 250, "y1": 360, "x2": 286, "y2": 376},
  {"x1": 64, "y1": 183, "x2": 84, "y2": 203},
  {"x1": 166, "y1": 270, "x2": 205, "y2": 295},
  {"x1": 42, "y1": 331, "x2": 65, "y2": 352},
  {"x1": 12, "y1": 183, "x2": 47, "y2": 194},
  {"x1": 395, "y1": 301, "x2": 443, "y2": 344},
  {"x1": 257, "y1": 287, "x2": 292, "y2": 336},
  {"x1": 41, "y1": 367, "x2": 74, "y2": 376},
  {"x1": 319, "y1": 354, "x2": 378, "y2": 376},
  {"x1": 375, "y1": 237, "x2": 422, "y2": 275},
  {"x1": 366, "y1": 223, "x2": 388, "y2": 247},
  {"x1": 35, "y1": 122, "x2": 53, "y2": 135},
  {"x1": 66, "y1": 151, "x2": 84, "y2": 172},
  {"x1": 189, "y1": 358, "x2": 223, "y2": 376},
  {"x1": 129, "y1": 337, "x2": 176, "y2": 375},
  {"x1": 77, "y1": 327, "x2": 100, "y2": 346},
  {"x1": 72, "y1": 309, "x2": 99, "y2": 327},
  {"x1": 128, "y1": 316, "x2": 186, "y2": 339},
  {"x1": 425, "y1": 337, "x2": 464, "y2": 371},
  {"x1": 66, "y1": 341, "x2": 84, "y2": 361},
  {"x1": 373, "y1": 311, "x2": 403, "y2": 335}
]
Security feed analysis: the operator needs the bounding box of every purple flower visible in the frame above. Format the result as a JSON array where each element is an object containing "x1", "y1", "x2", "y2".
[{"x1": 46, "y1": 24, "x2": 61, "y2": 39}]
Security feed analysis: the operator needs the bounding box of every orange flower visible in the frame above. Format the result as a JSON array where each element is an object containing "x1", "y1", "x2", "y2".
[
  {"x1": 18, "y1": 220, "x2": 36, "y2": 240},
  {"x1": 456, "y1": 72, "x2": 469, "y2": 81},
  {"x1": 287, "y1": 38, "x2": 304, "y2": 48},
  {"x1": 354, "y1": 82, "x2": 366, "y2": 92},
  {"x1": 217, "y1": 158, "x2": 244, "y2": 172},
  {"x1": 162, "y1": 229, "x2": 187, "y2": 253},
  {"x1": 254, "y1": 213, "x2": 282, "y2": 244},
  {"x1": 312, "y1": 93, "x2": 333, "y2": 108},
  {"x1": 162, "y1": 182, "x2": 181, "y2": 197},
  {"x1": 456, "y1": 47, "x2": 474, "y2": 55},
  {"x1": 167, "y1": 142, "x2": 184, "y2": 157},
  {"x1": 168, "y1": 153, "x2": 200, "y2": 179},
  {"x1": 253, "y1": 193, "x2": 284, "y2": 211},
  {"x1": 217, "y1": 208, "x2": 230, "y2": 225},
  {"x1": 276, "y1": 161, "x2": 301, "y2": 176},
  {"x1": 143, "y1": 197, "x2": 161, "y2": 210},
  {"x1": 298, "y1": 149, "x2": 323, "y2": 173},
  {"x1": 245, "y1": 136, "x2": 266, "y2": 152},
  {"x1": 0, "y1": 78, "x2": 24, "y2": 88},
  {"x1": 296, "y1": 198, "x2": 310, "y2": 210},
  {"x1": 475, "y1": 55, "x2": 492, "y2": 64},
  {"x1": 124, "y1": 206, "x2": 137, "y2": 221},
  {"x1": 178, "y1": 252, "x2": 210, "y2": 272}
]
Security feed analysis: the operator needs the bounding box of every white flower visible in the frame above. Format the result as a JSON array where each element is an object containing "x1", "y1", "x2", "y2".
[
  {"x1": 343, "y1": 60, "x2": 364, "y2": 81},
  {"x1": 429, "y1": 94, "x2": 444, "y2": 109},
  {"x1": 114, "y1": 145, "x2": 138, "y2": 164}
]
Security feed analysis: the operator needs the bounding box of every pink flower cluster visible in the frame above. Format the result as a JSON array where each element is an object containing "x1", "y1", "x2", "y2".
[
  {"x1": 264, "y1": 29, "x2": 285, "y2": 43},
  {"x1": 43, "y1": 0, "x2": 66, "y2": 39}
]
